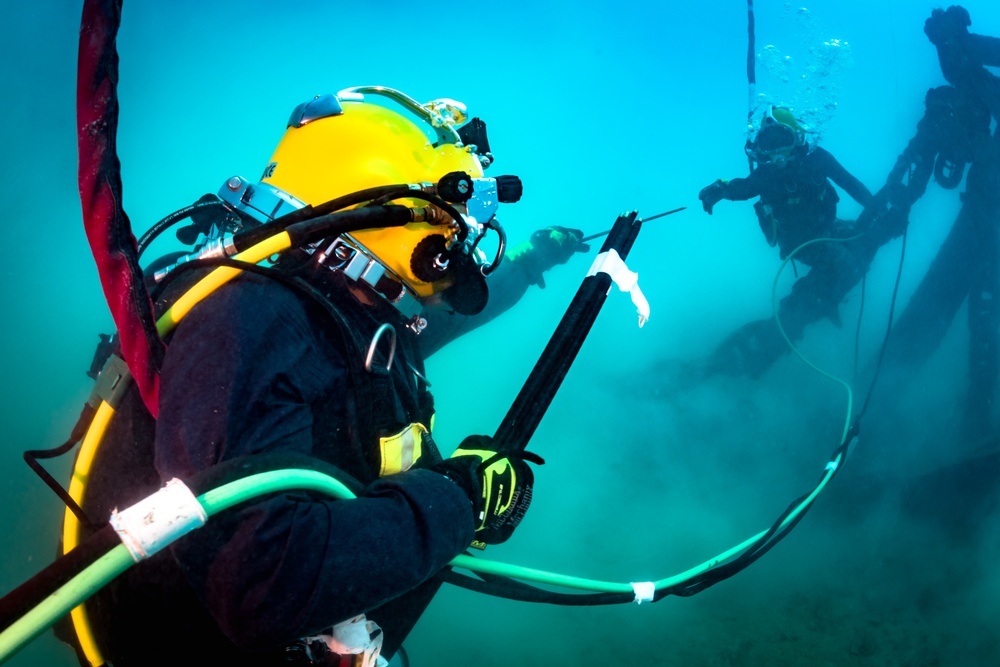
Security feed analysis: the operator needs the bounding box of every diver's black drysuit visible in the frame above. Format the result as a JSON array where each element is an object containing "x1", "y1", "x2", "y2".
[
  {"x1": 699, "y1": 146, "x2": 875, "y2": 377},
  {"x1": 867, "y1": 6, "x2": 1000, "y2": 438},
  {"x1": 64, "y1": 249, "x2": 539, "y2": 666}
]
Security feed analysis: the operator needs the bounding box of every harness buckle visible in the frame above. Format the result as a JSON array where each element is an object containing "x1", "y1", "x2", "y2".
[{"x1": 87, "y1": 353, "x2": 133, "y2": 409}]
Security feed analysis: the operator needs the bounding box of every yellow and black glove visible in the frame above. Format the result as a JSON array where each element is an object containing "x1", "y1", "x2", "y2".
[
  {"x1": 432, "y1": 435, "x2": 542, "y2": 548},
  {"x1": 505, "y1": 226, "x2": 590, "y2": 288}
]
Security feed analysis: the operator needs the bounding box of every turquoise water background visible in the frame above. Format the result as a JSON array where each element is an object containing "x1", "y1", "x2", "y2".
[{"x1": 2, "y1": 1, "x2": 999, "y2": 664}]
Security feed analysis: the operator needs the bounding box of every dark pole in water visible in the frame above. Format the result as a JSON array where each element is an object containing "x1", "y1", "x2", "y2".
[
  {"x1": 580, "y1": 206, "x2": 686, "y2": 243},
  {"x1": 494, "y1": 211, "x2": 645, "y2": 453}
]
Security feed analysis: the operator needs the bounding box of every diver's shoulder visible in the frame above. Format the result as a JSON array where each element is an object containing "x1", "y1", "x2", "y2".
[
  {"x1": 176, "y1": 272, "x2": 318, "y2": 339},
  {"x1": 806, "y1": 145, "x2": 836, "y2": 161}
]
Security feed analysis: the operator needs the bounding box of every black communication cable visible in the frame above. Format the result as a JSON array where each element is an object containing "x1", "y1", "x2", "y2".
[
  {"x1": 855, "y1": 228, "x2": 909, "y2": 423},
  {"x1": 22, "y1": 405, "x2": 99, "y2": 528},
  {"x1": 136, "y1": 199, "x2": 228, "y2": 257},
  {"x1": 748, "y1": 0, "x2": 756, "y2": 112},
  {"x1": 747, "y1": 0, "x2": 758, "y2": 171},
  {"x1": 854, "y1": 274, "x2": 868, "y2": 382}
]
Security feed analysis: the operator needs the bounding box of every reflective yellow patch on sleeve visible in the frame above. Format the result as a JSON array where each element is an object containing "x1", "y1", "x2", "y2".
[{"x1": 379, "y1": 422, "x2": 429, "y2": 476}]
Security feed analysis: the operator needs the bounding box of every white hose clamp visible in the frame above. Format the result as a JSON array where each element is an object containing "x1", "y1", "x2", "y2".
[{"x1": 109, "y1": 478, "x2": 208, "y2": 562}]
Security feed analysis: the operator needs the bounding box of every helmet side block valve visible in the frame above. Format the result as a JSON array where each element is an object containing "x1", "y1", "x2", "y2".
[
  {"x1": 464, "y1": 176, "x2": 513, "y2": 224},
  {"x1": 437, "y1": 171, "x2": 475, "y2": 203}
]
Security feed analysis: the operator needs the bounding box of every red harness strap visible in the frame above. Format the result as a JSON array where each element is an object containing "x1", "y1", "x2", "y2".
[{"x1": 77, "y1": 0, "x2": 163, "y2": 416}]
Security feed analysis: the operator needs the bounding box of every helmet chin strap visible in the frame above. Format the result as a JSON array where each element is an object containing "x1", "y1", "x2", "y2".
[{"x1": 312, "y1": 235, "x2": 427, "y2": 328}]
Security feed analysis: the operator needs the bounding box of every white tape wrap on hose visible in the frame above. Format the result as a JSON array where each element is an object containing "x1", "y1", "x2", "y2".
[
  {"x1": 109, "y1": 478, "x2": 208, "y2": 562},
  {"x1": 586, "y1": 249, "x2": 650, "y2": 327},
  {"x1": 631, "y1": 581, "x2": 655, "y2": 604}
]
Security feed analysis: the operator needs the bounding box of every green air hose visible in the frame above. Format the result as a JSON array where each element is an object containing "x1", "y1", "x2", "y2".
[
  {"x1": 771, "y1": 235, "x2": 859, "y2": 444},
  {"x1": 0, "y1": 548, "x2": 134, "y2": 662},
  {"x1": 0, "y1": 470, "x2": 355, "y2": 663},
  {"x1": 0, "y1": 448, "x2": 847, "y2": 665}
]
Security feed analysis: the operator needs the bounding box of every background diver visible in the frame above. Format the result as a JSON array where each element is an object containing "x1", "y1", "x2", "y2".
[
  {"x1": 695, "y1": 105, "x2": 875, "y2": 378},
  {"x1": 55, "y1": 84, "x2": 589, "y2": 667}
]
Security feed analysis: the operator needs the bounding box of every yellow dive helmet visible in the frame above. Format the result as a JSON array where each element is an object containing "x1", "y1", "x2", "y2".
[
  {"x1": 218, "y1": 86, "x2": 520, "y2": 320},
  {"x1": 753, "y1": 105, "x2": 807, "y2": 165}
]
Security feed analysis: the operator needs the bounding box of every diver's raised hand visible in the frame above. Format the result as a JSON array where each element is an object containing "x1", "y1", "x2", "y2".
[{"x1": 699, "y1": 179, "x2": 727, "y2": 214}]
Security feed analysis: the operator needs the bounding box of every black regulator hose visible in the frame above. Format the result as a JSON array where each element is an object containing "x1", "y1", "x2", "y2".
[
  {"x1": 149, "y1": 205, "x2": 415, "y2": 301},
  {"x1": 151, "y1": 180, "x2": 482, "y2": 276},
  {"x1": 232, "y1": 185, "x2": 430, "y2": 252},
  {"x1": 277, "y1": 205, "x2": 414, "y2": 250},
  {"x1": 365, "y1": 190, "x2": 471, "y2": 244}
]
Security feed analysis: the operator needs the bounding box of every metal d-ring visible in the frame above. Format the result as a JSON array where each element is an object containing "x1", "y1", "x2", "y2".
[{"x1": 365, "y1": 323, "x2": 397, "y2": 372}]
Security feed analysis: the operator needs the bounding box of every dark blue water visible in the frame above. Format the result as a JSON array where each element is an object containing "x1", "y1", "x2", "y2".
[{"x1": 2, "y1": 1, "x2": 998, "y2": 665}]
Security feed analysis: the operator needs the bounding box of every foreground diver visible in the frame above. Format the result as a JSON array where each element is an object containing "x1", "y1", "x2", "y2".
[
  {"x1": 696, "y1": 106, "x2": 875, "y2": 377},
  {"x1": 864, "y1": 5, "x2": 1000, "y2": 438},
  {"x1": 57, "y1": 86, "x2": 588, "y2": 667}
]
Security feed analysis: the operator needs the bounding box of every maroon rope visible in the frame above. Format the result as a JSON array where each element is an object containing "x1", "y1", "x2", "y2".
[{"x1": 77, "y1": 0, "x2": 162, "y2": 416}]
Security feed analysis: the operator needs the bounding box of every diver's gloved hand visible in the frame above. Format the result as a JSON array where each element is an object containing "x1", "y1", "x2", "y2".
[
  {"x1": 431, "y1": 435, "x2": 542, "y2": 547},
  {"x1": 699, "y1": 179, "x2": 727, "y2": 214},
  {"x1": 506, "y1": 226, "x2": 590, "y2": 288},
  {"x1": 856, "y1": 184, "x2": 912, "y2": 244},
  {"x1": 924, "y1": 6, "x2": 971, "y2": 46}
]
